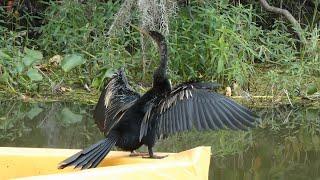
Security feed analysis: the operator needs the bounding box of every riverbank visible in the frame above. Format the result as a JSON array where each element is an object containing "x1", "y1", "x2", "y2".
[{"x1": 1, "y1": 88, "x2": 319, "y2": 108}]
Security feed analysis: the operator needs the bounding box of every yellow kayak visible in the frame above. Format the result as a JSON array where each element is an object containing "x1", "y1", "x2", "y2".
[{"x1": 0, "y1": 146, "x2": 211, "y2": 179}]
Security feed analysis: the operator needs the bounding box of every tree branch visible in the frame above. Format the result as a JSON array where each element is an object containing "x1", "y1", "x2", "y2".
[{"x1": 259, "y1": 0, "x2": 307, "y2": 44}]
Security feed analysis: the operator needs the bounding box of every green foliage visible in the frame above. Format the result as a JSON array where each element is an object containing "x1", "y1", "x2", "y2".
[
  {"x1": 0, "y1": 44, "x2": 45, "y2": 90},
  {"x1": 61, "y1": 54, "x2": 86, "y2": 72},
  {"x1": 35, "y1": 0, "x2": 139, "y2": 88},
  {"x1": 168, "y1": 3, "x2": 261, "y2": 85},
  {"x1": 27, "y1": 68, "x2": 43, "y2": 81},
  {"x1": 0, "y1": 0, "x2": 319, "y2": 96},
  {"x1": 306, "y1": 83, "x2": 318, "y2": 95},
  {"x1": 38, "y1": 0, "x2": 119, "y2": 55},
  {"x1": 23, "y1": 48, "x2": 43, "y2": 67}
]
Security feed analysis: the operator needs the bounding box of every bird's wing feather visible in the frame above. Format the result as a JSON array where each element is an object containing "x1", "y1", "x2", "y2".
[
  {"x1": 140, "y1": 83, "x2": 260, "y2": 138},
  {"x1": 94, "y1": 74, "x2": 140, "y2": 134}
]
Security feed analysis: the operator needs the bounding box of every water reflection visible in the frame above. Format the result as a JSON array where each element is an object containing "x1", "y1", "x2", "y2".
[
  {"x1": 211, "y1": 105, "x2": 320, "y2": 180},
  {"x1": 0, "y1": 101, "x2": 102, "y2": 148},
  {"x1": 0, "y1": 101, "x2": 319, "y2": 179}
]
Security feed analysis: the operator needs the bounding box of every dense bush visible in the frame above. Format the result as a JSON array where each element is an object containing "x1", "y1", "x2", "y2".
[{"x1": 0, "y1": 0, "x2": 319, "y2": 96}]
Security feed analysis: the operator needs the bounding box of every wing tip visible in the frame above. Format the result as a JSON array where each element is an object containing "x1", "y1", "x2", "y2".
[{"x1": 57, "y1": 164, "x2": 66, "y2": 169}]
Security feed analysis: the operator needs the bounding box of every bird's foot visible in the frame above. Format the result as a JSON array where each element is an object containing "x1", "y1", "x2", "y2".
[
  {"x1": 142, "y1": 154, "x2": 168, "y2": 159},
  {"x1": 129, "y1": 151, "x2": 149, "y2": 157}
]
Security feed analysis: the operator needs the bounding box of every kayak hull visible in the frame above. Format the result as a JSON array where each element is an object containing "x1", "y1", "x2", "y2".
[{"x1": 0, "y1": 146, "x2": 211, "y2": 179}]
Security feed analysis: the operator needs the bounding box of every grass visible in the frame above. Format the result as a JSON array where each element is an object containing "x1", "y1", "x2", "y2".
[{"x1": 0, "y1": 0, "x2": 319, "y2": 100}]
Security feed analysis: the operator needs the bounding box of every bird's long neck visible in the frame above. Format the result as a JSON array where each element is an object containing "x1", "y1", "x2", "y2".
[
  {"x1": 148, "y1": 31, "x2": 169, "y2": 86},
  {"x1": 154, "y1": 40, "x2": 168, "y2": 80}
]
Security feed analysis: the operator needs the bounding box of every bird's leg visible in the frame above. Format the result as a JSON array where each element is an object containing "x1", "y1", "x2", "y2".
[
  {"x1": 129, "y1": 150, "x2": 149, "y2": 157},
  {"x1": 142, "y1": 146, "x2": 168, "y2": 159}
]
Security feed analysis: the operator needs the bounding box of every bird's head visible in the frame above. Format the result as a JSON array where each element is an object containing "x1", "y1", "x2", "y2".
[
  {"x1": 148, "y1": 31, "x2": 165, "y2": 44},
  {"x1": 115, "y1": 67, "x2": 129, "y2": 86}
]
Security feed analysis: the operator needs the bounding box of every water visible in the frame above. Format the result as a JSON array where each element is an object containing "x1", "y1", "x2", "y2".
[{"x1": 0, "y1": 101, "x2": 319, "y2": 179}]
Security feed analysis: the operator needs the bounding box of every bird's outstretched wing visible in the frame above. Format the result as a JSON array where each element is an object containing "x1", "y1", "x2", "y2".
[
  {"x1": 140, "y1": 82, "x2": 260, "y2": 139},
  {"x1": 94, "y1": 68, "x2": 140, "y2": 134}
]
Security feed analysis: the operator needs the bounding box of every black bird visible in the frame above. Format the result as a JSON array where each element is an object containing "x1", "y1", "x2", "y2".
[{"x1": 58, "y1": 31, "x2": 260, "y2": 170}]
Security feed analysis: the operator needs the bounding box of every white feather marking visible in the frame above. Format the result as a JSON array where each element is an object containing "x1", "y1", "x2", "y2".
[
  {"x1": 160, "y1": 101, "x2": 165, "y2": 113},
  {"x1": 179, "y1": 90, "x2": 184, "y2": 100},
  {"x1": 104, "y1": 91, "x2": 112, "y2": 107}
]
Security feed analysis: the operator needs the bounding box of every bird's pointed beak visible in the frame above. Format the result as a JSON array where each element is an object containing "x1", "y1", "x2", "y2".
[{"x1": 130, "y1": 23, "x2": 149, "y2": 36}]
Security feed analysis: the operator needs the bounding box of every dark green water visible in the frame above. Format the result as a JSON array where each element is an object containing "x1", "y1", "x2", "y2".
[{"x1": 0, "y1": 101, "x2": 320, "y2": 180}]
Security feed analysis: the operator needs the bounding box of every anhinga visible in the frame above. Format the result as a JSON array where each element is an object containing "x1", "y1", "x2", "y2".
[{"x1": 58, "y1": 31, "x2": 260, "y2": 170}]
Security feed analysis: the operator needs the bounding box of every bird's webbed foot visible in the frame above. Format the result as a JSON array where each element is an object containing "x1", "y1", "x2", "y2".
[
  {"x1": 142, "y1": 154, "x2": 168, "y2": 159},
  {"x1": 142, "y1": 146, "x2": 168, "y2": 159},
  {"x1": 129, "y1": 150, "x2": 149, "y2": 157}
]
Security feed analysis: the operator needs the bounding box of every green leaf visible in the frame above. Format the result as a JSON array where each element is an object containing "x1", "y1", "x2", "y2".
[
  {"x1": 306, "y1": 84, "x2": 318, "y2": 95},
  {"x1": 91, "y1": 78, "x2": 101, "y2": 89},
  {"x1": 0, "y1": 49, "x2": 12, "y2": 60},
  {"x1": 23, "y1": 48, "x2": 43, "y2": 66},
  {"x1": 217, "y1": 58, "x2": 224, "y2": 73},
  {"x1": 61, "y1": 108, "x2": 82, "y2": 124},
  {"x1": 61, "y1": 54, "x2": 85, "y2": 72},
  {"x1": 0, "y1": 119, "x2": 14, "y2": 130},
  {"x1": 27, "y1": 68, "x2": 43, "y2": 81},
  {"x1": 104, "y1": 68, "x2": 115, "y2": 78},
  {"x1": 0, "y1": 71, "x2": 9, "y2": 83},
  {"x1": 27, "y1": 106, "x2": 43, "y2": 120},
  {"x1": 16, "y1": 62, "x2": 25, "y2": 73}
]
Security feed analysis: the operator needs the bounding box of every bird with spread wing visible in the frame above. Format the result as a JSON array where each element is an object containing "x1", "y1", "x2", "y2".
[{"x1": 58, "y1": 31, "x2": 260, "y2": 170}]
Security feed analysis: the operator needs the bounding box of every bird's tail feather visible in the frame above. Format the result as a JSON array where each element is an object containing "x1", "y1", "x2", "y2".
[{"x1": 58, "y1": 134, "x2": 118, "y2": 170}]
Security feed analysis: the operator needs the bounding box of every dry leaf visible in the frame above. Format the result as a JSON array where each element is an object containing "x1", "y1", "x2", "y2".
[
  {"x1": 49, "y1": 55, "x2": 62, "y2": 67},
  {"x1": 20, "y1": 94, "x2": 30, "y2": 101},
  {"x1": 225, "y1": 86, "x2": 232, "y2": 96}
]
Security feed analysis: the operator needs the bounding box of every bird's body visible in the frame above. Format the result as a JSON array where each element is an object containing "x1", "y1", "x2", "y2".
[
  {"x1": 111, "y1": 94, "x2": 157, "y2": 151},
  {"x1": 58, "y1": 31, "x2": 260, "y2": 170},
  {"x1": 110, "y1": 79, "x2": 172, "y2": 154}
]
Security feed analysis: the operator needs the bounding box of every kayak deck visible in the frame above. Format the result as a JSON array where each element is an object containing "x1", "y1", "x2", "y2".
[{"x1": 0, "y1": 146, "x2": 211, "y2": 179}]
